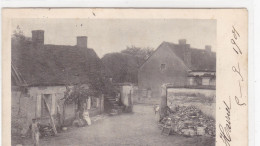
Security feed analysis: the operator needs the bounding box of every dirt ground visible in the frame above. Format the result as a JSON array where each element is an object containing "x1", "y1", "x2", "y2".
[{"x1": 13, "y1": 104, "x2": 215, "y2": 146}]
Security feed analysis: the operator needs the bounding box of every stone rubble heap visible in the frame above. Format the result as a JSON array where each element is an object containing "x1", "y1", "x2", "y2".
[
  {"x1": 39, "y1": 125, "x2": 55, "y2": 137},
  {"x1": 158, "y1": 106, "x2": 215, "y2": 137}
]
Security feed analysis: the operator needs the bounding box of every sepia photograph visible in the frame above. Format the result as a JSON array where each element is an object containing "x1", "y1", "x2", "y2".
[
  {"x1": 10, "y1": 18, "x2": 216, "y2": 146},
  {"x1": 2, "y1": 8, "x2": 248, "y2": 146}
]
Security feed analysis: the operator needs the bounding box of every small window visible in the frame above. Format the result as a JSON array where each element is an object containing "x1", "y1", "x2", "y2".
[
  {"x1": 160, "y1": 64, "x2": 166, "y2": 71},
  {"x1": 195, "y1": 76, "x2": 202, "y2": 85}
]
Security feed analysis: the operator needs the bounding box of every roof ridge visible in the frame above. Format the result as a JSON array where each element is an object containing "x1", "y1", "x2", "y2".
[
  {"x1": 11, "y1": 40, "x2": 104, "y2": 86},
  {"x1": 158, "y1": 41, "x2": 216, "y2": 72}
]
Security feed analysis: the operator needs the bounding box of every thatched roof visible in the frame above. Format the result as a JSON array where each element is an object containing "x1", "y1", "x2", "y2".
[
  {"x1": 158, "y1": 41, "x2": 216, "y2": 71},
  {"x1": 11, "y1": 38, "x2": 104, "y2": 87}
]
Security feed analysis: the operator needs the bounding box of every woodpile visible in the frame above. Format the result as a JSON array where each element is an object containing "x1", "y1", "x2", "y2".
[
  {"x1": 158, "y1": 106, "x2": 215, "y2": 137},
  {"x1": 39, "y1": 125, "x2": 55, "y2": 137}
]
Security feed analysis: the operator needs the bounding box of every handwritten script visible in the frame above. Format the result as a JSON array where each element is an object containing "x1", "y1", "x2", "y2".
[
  {"x1": 219, "y1": 26, "x2": 246, "y2": 146},
  {"x1": 231, "y1": 26, "x2": 246, "y2": 106},
  {"x1": 219, "y1": 98, "x2": 231, "y2": 146}
]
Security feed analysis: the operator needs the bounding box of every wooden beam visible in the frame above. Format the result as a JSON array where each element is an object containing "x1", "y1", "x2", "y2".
[
  {"x1": 36, "y1": 95, "x2": 41, "y2": 118},
  {"x1": 43, "y1": 96, "x2": 58, "y2": 135},
  {"x1": 11, "y1": 63, "x2": 27, "y2": 86},
  {"x1": 160, "y1": 84, "x2": 168, "y2": 120}
]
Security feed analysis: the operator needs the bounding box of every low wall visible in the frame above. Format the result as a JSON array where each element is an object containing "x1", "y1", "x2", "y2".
[
  {"x1": 167, "y1": 88, "x2": 216, "y2": 119},
  {"x1": 167, "y1": 88, "x2": 216, "y2": 98},
  {"x1": 133, "y1": 97, "x2": 160, "y2": 105}
]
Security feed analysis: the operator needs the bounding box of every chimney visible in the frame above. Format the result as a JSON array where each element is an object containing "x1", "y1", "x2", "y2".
[
  {"x1": 184, "y1": 44, "x2": 191, "y2": 68},
  {"x1": 178, "y1": 39, "x2": 186, "y2": 45},
  {"x1": 205, "y1": 45, "x2": 212, "y2": 52},
  {"x1": 77, "y1": 36, "x2": 88, "y2": 48},
  {"x1": 178, "y1": 39, "x2": 191, "y2": 68},
  {"x1": 32, "y1": 30, "x2": 44, "y2": 49}
]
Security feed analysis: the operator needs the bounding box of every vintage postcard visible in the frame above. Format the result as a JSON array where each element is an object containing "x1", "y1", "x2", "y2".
[{"x1": 2, "y1": 9, "x2": 248, "y2": 146}]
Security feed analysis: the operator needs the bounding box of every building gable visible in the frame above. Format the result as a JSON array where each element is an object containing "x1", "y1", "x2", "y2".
[
  {"x1": 140, "y1": 40, "x2": 216, "y2": 72},
  {"x1": 138, "y1": 42, "x2": 190, "y2": 90},
  {"x1": 139, "y1": 42, "x2": 189, "y2": 72}
]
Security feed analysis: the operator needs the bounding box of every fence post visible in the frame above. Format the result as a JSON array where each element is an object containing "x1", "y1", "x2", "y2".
[
  {"x1": 100, "y1": 94, "x2": 104, "y2": 114},
  {"x1": 159, "y1": 84, "x2": 167, "y2": 120}
]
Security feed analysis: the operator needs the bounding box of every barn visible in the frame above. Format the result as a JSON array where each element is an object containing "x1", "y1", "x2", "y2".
[{"x1": 138, "y1": 39, "x2": 216, "y2": 98}]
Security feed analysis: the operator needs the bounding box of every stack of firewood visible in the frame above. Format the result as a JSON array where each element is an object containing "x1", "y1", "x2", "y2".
[{"x1": 159, "y1": 106, "x2": 215, "y2": 137}]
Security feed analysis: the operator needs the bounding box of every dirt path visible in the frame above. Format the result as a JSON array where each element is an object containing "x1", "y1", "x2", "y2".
[{"x1": 19, "y1": 105, "x2": 215, "y2": 146}]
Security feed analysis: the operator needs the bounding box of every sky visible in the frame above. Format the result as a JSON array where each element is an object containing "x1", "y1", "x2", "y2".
[{"x1": 12, "y1": 19, "x2": 216, "y2": 57}]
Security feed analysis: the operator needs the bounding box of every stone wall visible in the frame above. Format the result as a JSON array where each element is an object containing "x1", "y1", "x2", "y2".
[{"x1": 167, "y1": 88, "x2": 216, "y2": 119}]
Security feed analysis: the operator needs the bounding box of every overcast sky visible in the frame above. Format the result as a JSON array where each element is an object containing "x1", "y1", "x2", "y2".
[{"x1": 12, "y1": 19, "x2": 216, "y2": 57}]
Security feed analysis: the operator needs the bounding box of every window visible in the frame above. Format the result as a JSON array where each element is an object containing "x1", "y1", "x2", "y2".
[
  {"x1": 210, "y1": 77, "x2": 216, "y2": 86},
  {"x1": 194, "y1": 76, "x2": 202, "y2": 85},
  {"x1": 188, "y1": 77, "x2": 194, "y2": 85},
  {"x1": 202, "y1": 78, "x2": 210, "y2": 85},
  {"x1": 160, "y1": 64, "x2": 166, "y2": 71}
]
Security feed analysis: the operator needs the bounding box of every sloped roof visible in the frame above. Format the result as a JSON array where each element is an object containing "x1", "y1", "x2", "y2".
[
  {"x1": 11, "y1": 38, "x2": 104, "y2": 86},
  {"x1": 159, "y1": 42, "x2": 216, "y2": 71}
]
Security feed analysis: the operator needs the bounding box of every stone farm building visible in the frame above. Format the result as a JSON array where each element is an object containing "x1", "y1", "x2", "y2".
[
  {"x1": 138, "y1": 39, "x2": 216, "y2": 98},
  {"x1": 11, "y1": 30, "x2": 106, "y2": 134}
]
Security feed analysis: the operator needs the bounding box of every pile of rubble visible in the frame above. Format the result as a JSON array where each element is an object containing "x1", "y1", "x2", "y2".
[
  {"x1": 158, "y1": 106, "x2": 215, "y2": 137},
  {"x1": 39, "y1": 125, "x2": 55, "y2": 137}
]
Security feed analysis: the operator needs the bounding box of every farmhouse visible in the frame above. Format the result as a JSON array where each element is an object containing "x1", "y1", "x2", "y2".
[
  {"x1": 11, "y1": 30, "x2": 106, "y2": 135},
  {"x1": 138, "y1": 39, "x2": 216, "y2": 98}
]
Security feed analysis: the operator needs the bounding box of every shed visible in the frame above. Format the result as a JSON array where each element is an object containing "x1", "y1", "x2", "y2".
[{"x1": 11, "y1": 30, "x2": 106, "y2": 135}]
